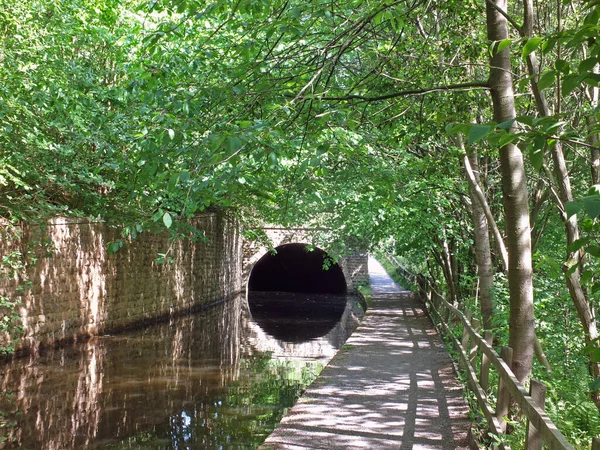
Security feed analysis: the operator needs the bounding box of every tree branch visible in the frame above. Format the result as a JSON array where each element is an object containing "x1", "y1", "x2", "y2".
[
  {"x1": 317, "y1": 81, "x2": 489, "y2": 102},
  {"x1": 485, "y1": 0, "x2": 523, "y2": 35}
]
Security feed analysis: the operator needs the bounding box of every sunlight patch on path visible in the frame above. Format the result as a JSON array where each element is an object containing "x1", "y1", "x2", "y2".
[
  {"x1": 260, "y1": 257, "x2": 473, "y2": 450},
  {"x1": 368, "y1": 256, "x2": 408, "y2": 295}
]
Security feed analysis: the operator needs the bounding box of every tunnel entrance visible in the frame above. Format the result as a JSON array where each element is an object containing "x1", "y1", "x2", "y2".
[
  {"x1": 248, "y1": 243, "x2": 347, "y2": 294},
  {"x1": 247, "y1": 243, "x2": 348, "y2": 342}
]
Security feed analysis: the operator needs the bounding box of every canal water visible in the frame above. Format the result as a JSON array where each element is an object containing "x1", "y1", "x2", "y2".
[{"x1": 0, "y1": 292, "x2": 363, "y2": 449}]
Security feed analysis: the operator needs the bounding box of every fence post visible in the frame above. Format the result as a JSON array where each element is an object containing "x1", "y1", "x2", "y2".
[
  {"x1": 496, "y1": 346, "x2": 513, "y2": 433},
  {"x1": 592, "y1": 437, "x2": 600, "y2": 450},
  {"x1": 525, "y1": 379, "x2": 546, "y2": 450},
  {"x1": 436, "y1": 294, "x2": 444, "y2": 319},
  {"x1": 459, "y1": 310, "x2": 472, "y2": 370},
  {"x1": 443, "y1": 298, "x2": 451, "y2": 324},
  {"x1": 470, "y1": 318, "x2": 480, "y2": 368},
  {"x1": 480, "y1": 331, "x2": 493, "y2": 392}
]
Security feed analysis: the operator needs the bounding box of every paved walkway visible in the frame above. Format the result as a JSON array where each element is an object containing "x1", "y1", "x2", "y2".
[{"x1": 260, "y1": 257, "x2": 473, "y2": 449}]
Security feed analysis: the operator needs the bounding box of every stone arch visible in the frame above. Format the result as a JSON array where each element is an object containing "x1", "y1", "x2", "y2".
[
  {"x1": 246, "y1": 242, "x2": 348, "y2": 342},
  {"x1": 247, "y1": 243, "x2": 347, "y2": 294},
  {"x1": 242, "y1": 227, "x2": 368, "y2": 294}
]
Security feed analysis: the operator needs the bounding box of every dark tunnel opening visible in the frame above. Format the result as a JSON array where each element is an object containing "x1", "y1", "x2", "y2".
[
  {"x1": 247, "y1": 243, "x2": 348, "y2": 342},
  {"x1": 248, "y1": 243, "x2": 347, "y2": 294}
]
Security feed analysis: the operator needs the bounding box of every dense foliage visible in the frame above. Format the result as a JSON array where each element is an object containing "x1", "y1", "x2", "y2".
[{"x1": 3, "y1": 0, "x2": 600, "y2": 445}]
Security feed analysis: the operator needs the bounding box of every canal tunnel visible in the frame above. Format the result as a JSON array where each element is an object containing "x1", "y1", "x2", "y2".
[
  {"x1": 247, "y1": 243, "x2": 348, "y2": 342},
  {"x1": 248, "y1": 243, "x2": 347, "y2": 294}
]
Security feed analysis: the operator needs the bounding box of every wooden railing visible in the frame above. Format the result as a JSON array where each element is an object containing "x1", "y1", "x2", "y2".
[{"x1": 384, "y1": 254, "x2": 600, "y2": 450}]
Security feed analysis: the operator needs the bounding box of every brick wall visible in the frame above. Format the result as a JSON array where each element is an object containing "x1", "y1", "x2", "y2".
[{"x1": 0, "y1": 212, "x2": 242, "y2": 354}]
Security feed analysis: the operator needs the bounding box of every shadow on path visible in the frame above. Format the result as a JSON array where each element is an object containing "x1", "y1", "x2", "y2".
[{"x1": 260, "y1": 257, "x2": 473, "y2": 449}]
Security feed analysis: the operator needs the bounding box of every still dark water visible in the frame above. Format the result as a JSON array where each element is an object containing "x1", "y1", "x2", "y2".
[{"x1": 0, "y1": 292, "x2": 363, "y2": 450}]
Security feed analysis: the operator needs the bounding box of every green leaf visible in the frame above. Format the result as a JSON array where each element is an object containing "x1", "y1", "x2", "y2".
[
  {"x1": 542, "y1": 37, "x2": 557, "y2": 54},
  {"x1": 522, "y1": 37, "x2": 542, "y2": 58},
  {"x1": 591, "y1": 352, "x2": 600, "y2": 367},
  {"x1": 583, "y1": 194, "x2": 600, "y2": 218},
  {"x1": 107, "y1": 240, "x2": 124, "y2": 254},
  {"x1": 167, "y1": 173, "x2": 180, "y2": 192},
  {"x1": 529, "y1": 145, "x2": 544, "y2": 172},
  {"x1": 180, "y1": 170, "x2": 190, "y2": 182},
  {"x1": 580, "y1": 57, "x2": 599, "y2": 74},
  {"x1": 152, "y1": 209, "x2": 164, "y2": 222},
  {"x1": 168, "y1": 128, "x2": 175, "y2": 140},
  {"x1": 585, "y1": 8, "x2": 600, "y2": 26},
  {"x1": 268, "y1": 152, "x2": 279, "y2": 166},
  {"x1": 565, "y1": 201, "x2": 582, "y2": 218},
  {"x1": 585, "y1": 73, "x2": 600, "y2": 87},
  {"x1": 163, "y1": 212, "x2": 173, "y2": 228},
  {"x1": 496, "y1": 119, "x2": 516, "y2": 131},
  {"x1": 555, "y1": 59, "x2": 570, "y2": 74},
  {"x1": 567, "y1": 237, "x2": 590, "y2": 253},
  {"x1": 582, "y1": 269, "x2": 594, "y2": 284},
  {"x1": 533, "y1": 134, "x2": 546, "y2": 150},
  {"x1": 516, "y1": 115, "x2": 535, "y2": 126},
  {"x1": 562, "y1": 74, "x2": 582, "y2": 96},
  {"x1": 491, "y1": 38, "x2": 512, "y2": 55},
  {"x1": 537, "y1": 71, "x2": 556, "y2": 91},
  {"x1": 445, "y1": 123, "x2": 469, "y2": 135},
  {"x1": 468, "y1": 125, "x2": 491, "y2": 144},
  {"x1": 588, "y1": 245, "x2": 600, "y2": 258},
  {"x1": 226, "y1": 136, "x2": 242, "y2": 154},
  {"x1": 498, "y1": 133, "x2": 518, "y2": 147}
]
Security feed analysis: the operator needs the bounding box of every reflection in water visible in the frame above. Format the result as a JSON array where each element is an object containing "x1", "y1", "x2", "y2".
[
  {"x1": 247, "y1": 292, "x2": 347, "y2": 342},
  {"x1": 0, "y1": 292, "x2": 363, "y2": 449}
]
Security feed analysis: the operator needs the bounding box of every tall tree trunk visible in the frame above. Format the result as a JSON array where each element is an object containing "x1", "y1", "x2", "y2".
[
  {"x1": 487, "y1": 0, "x2": 535, "y2": 382},
  {"x1": 522, "y1": 0, "x2": 600, "y2": 403}
]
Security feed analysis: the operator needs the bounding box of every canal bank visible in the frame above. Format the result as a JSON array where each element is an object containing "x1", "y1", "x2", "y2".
[{"x1": 0, "y1": 291, "x2": 365, "y2": 449}]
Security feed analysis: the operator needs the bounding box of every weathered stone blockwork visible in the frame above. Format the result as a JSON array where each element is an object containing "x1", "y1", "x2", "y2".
[
  {"x1": 242, "y1": 227, "x2": 368, "y2": 292},
  {"x1": 0, "y1": 212, "x2": 242, "y2": 354}
]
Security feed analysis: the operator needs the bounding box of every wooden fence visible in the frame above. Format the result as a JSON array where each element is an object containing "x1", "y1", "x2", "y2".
[{"x1": 384, "y1": 254, "x2": 600, "y2": 450}]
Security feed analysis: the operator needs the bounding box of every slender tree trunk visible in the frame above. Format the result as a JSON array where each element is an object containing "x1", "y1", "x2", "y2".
[
  {"x1": 487, "y1": 0, "x2": 535, "y2": 382},
  {"x1": 522, "y1": 0, "x2": 600, "y2": 401},
  {"x1": 466, "y1": 151, "x2": 495, "y2": 330},
  {"x1": 435, "y1": 235, "x2": 458, "y2": 302},
  {"x1": 589, "y1": 119, "x2": 600, "y2": 185},
  {"x1": 530, "y1": 180, "x2": 549, "y2": 251},
  {"x1": 463, "y1": 151, "x2": 509, "y2": 270},
  {"x1": 587, "y1": 71, "x2": 600, "y2": 184}
]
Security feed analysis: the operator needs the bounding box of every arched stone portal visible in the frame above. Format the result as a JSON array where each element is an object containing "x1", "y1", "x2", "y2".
[
  {"x1": 242, "y1": 227, "x2": 369, "y2": 294},
  {"x1": 248, "y1": 243, "x2": 347, "y2": 294},
  {"x1": 245, "y1": 238, "x2": 356, "y2": 342}
]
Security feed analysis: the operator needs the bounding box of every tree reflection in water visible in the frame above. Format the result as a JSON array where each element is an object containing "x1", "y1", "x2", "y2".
[{"x1": 0, "y1": 292, "x2": 363, "y2": 449}]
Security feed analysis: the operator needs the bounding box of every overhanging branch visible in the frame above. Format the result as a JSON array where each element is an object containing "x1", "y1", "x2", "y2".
[{"x1": 317, "y1": 81, "x2": 490, "y2": 102}]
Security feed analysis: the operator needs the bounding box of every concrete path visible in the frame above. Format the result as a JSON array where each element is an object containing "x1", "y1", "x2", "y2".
[{"x1": 260, "y1": 257, "x2": 473, "y2": 449}]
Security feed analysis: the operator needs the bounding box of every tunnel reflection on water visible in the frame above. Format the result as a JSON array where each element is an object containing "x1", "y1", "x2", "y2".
[
  {"x1": 0, "y1": 292, "x2": 363, "y2": 450},
  {"x1": 247, "y1": 292, "x2": 347, "y2": 342}
]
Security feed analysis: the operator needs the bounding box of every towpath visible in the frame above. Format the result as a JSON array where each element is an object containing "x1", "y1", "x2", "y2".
[{"x1": 260, "y1": 256, "x2": 474, "y2": 449}]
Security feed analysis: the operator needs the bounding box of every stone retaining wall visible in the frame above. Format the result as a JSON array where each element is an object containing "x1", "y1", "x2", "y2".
[{"x1": 0, "y1": 212, "x2": 242, "y2": 354}]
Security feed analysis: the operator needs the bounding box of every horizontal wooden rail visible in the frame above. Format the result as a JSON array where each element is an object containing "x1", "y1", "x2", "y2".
[{"x1": 384, "y1": 255, "x2": 577, "y2": 450}]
